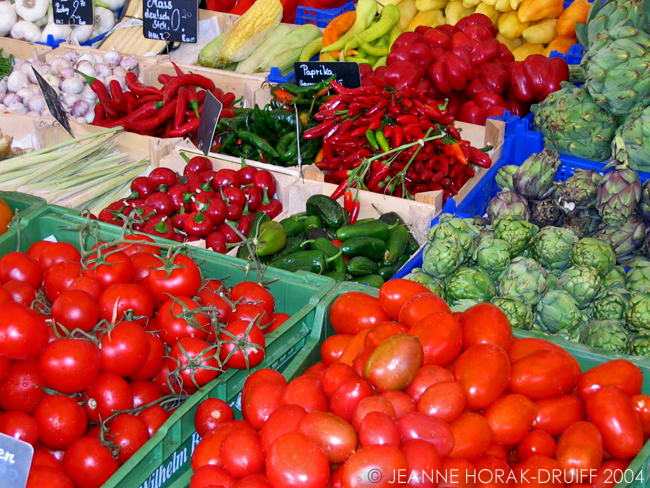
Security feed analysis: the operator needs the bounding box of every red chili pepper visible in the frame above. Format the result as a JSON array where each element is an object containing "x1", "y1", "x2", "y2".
[
  {"x1": 221, "y1": 92, "x2": 236, "y2": 107},
  {"x1": 343, "y1": 189, "x2": 354, "y2": 213},
  {"x1": 171, "y1": 61, "x2": 185, "y2": 77},
  {"x1": 174, "y1": 87, "x2": 187, "y2": 129},
  {"x1": 165, "y1": 118, "x2": 200, "y2": 138},
  {"x1": 76, "y1": 70, "x2": 119, "y2": 118},
  {"x1": 349, "y1": 199, "x2": 360, "y2": 224},
  {"x1": 331, "y1": 180, "x2": 349, "y2": 200},
  {"x1": 447, "y1": 125, "x2": 461, "y2": 141},
  {"x1": 158, "y1": 73, "x2": 173, "y2": 85},
  {"x1": 197, "y1": 90, "x2": 206, "y2": 105},
  {"x1": 304, "y1": 120, "x2": 335, "y2": 139},
  {"x1": 123, "y1": 92, "x2": 138, "y2": 114},
  {"x1": 469, "y1": 146, "x2": 492, "y2": 168},
  {"x1": 350, "y1": 126, "x2": 370, "y2": 138},
  {"x1": 125, "y1": 72, "x2": 162, "y2": 97},
  {"x1": 93, "y1": 103, "x2": 105, "y2": 122},
  {"x1": 109, "y1": 80, "x2": 126, "y2": 114},
  {"x1": 124, "y1": 101, "x2": 176, "y2": 133},
  {"x1": 451, "y1": 142, "x2": 468, "y2": 165},
  {"x1": 186, "y1": 86, "x2": 200, "y2": 117},
  {"x1": 209, "y1": 87, "x2": 224, "y2": 101},
  {"x1": 162, "y1": 74, "x2": 215, "y2": 103},
  {"x1": 367, "y1": 162, "x2": 390, "y2": 192}
]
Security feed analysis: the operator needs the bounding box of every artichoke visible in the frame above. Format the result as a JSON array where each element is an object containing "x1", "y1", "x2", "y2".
[
  {"x1": 487, "y1": 189, "x2": 530, "y2": 223},
  {"x1": 628, "y1": 335, "x2": 650, "y2": 356},
  {"x1": 536, "y1": 290, "x2": 584, "y2": 334},
  {"x1": 446, "y1": 267, "x2": 496, "y2": 304},
  {"x1": 557, "y1": 265, "x2": 602, "y2": 309},
  {"x1": 546, "y1": 269, "x2": 561, "y2": 290},
  {"x1": 530, "y1": 226, "x2": 578, "y2": 270},
  {"x1": 529, "y1": 199, "x2": 564, "y2": 228},
  {"x1": 427, "y1": 214, "x2": 479, "y2": 256},
  {"x1": 637, "y1": 180, "x2": 650, "y2": 221},
  {"x1": 612, "y1": 107, "x2": 650, "y2": 173},
  {"x1": 556, "y1": 169, "x2": 602, "y2": 210},
  {"x1": 594, "y1": 215, "x2": 648, "y2": 261},
  {"x1": 450, "y1": 299, "x2": 481, "y2": 314},
  {"x1": 602, "y1": 265, "x2": 628, "y2": 289},
  {"x1": 496, "y1": 165, "x2": 518, "y2": 190},
  {"x1": 493, "y1": 216, "x2": 539, "y2": 257},
  {"x1": 422, "y1": 238, "x2": 466, "y2": 278},
  {"x1": 625, "y1": 293, "x2": 650, "y2": 333},
  {"x1": 579, "y1": 319, "x2": 630, "y2": 353},
  {"x1": 472, "y1": 235, "x2": 512, "y2": 275},
  {"x1": 583, "y1": 22, "x2": 650, "y2": 117},
  {"x1": 570, "y1": 237, "x2": 617, "y2": 277},
  {"x1": 403, "y1": 269, "x2": 446, "y2": 298},
  {"x1": 512, "y1": 148, "x2": 562, "y2": 200},
  {"x1": 579, "y1": 0, "x2": 649, "y2": 49},
  {"x1": 492, "y1": 296, "x2": 534, "y2": 330},
  {"x1": 596, "y1": 164, "x2": 642, "y2": 226},
  {"x1": 532, "y1": 83, "x2": 618, "y2": 161},
  {"x1": 498, "y1": 257, "x2": 548, "y2": 306},
  {"x1": 563, "y1": 207, "x2": 602, "y2": 238},
  {"x1": 593, "y1": 287, "x2": 631, "y2": 320},
  {"x1": 626, "y1": 260, "x2": 650, "y2": 293}
]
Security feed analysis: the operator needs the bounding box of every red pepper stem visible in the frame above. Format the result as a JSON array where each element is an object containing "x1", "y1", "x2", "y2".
[
  {"x1": 180, "y1": 152, "x2": 191, "y2": 163},
  {"x1": 74, "y1": 69, "x2": 97, "y2": 85}
]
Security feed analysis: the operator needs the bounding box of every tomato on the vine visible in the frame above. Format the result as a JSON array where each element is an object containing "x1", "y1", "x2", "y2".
[
  {"x1": 38, "y1": 339, "x2": 101, "y2": 394},
  {"x1": 219, "y1": 319, "x2": 266, "y2": 370},
  {"x1": 167, "y1": 337, "x2": 220, "y2": 389}
]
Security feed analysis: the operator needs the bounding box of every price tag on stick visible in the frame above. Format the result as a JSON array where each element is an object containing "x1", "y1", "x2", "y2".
[
  {"x1": 143, "y1": 0, "x2": 198, "y2": 43},
  {"x1": 0, "y1": 432, "x2": 34, "y2": 488},
  {"x1": 196, "y1": 91, "x2": 223, "y2": 156},
  {"x1": 32, "y1": 67, "x2": 74, "y2": 138},
  {"x1": 53, "y1": 0, "x2": 94, "y2": 25},
  {"x1": 294, "y1": 61, "x2": 361, "y2": 90}
]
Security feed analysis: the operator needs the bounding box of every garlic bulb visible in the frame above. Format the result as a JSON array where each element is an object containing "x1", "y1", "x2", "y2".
[
  {"x1": 20, "y1": 63, "x2": 33, "y2": 77},
  {"x1": 94, "y1": 55, "x2": 104, "y2": 64},
  {"x1": 49, "y1": 57, "x2": 71, "y2": 75},
  {"x1": 0, "y1": 104, "x2": 7, "y2": 112},
  {"x1": 59, "y1": 67, "x2": 76, "y2": 79},
  {"x1": 41, "y1": 23, "x2": 72, "y2": 43},
  {"x1": 35, "y1": 65, "x2": 53, "y2": 77},
  {"x1": 0, "y1": 93, "x2": 5, "y2": 105},
  {"x1": 8, "y1": 103, "x2": 27, "y2": 114},
  {"x1": 70, "y1": 100, "x2": 90, "y2": 117},
  {"x1": 71, "y1": 25, "x2": 94, "y2": 44},
  {"x1": 27, "y1": 96, "x2": 45, "y2": 113},
  {"x1": 60, "y1": 77, "x2": 84, "y2": 95},
  {"x1": 0, "y1": 79, "x2": 8, "y2": 94},
  {"x1": 84, "y1": 111, "x2": 95, "y2": 124},
  {"x1": 7, "y1": 71, "x2": 28, "y2": 93},
  {"x1": 111, "y1": 66, "x2": 127, "y2": 79},
  {"x1": 76, "y1": 53, "x2": 96, "y2": 65},
  {"x1": 119, "y1": 55, "x2": 139, "y2": 71},
  {"x1": 94, "y1": 63, "x2": 112, "y2": 78},
  {"x1": 76, "y1": 61, "x2": 96, "y2": 78},
  {"x1": 62, "y1": 94, "x2": 80, "y2": 107},
  {"x1": 31, "y1": 59, "x2": 45, "y2": 68},
  {"x1": 16, "y1": 87, "x2": 35, "y2": 101},
  {"x1": 63, "y1": 51, "x2": 79, "y2": 63},
  {"x1": 11, "y1": 21, "x2": 41, "y2": 43},
  {"x1": 80, "y1": 85, "x2": 96, "y2": 100},
  {"x1": 0, "y1": 3, "x2": 17, "y2": 37},
  {"x1": 103, "y1": 49, "x2": 122, "y2": 67},
  {"x1": 3, "y1": 93, "x2": 21, "y2": 106}
]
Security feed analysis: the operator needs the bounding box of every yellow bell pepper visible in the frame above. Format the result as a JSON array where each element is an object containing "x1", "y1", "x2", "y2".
[
  {"x1": 408, "y1": 9, "x2": 446, "y2": 30},
  {"x1": 416, "y1": 0, "x2": 448, "y2": 11},
  {"x1": 509, "y1": 0, "x2": 524, "y2": 10},
  {"x1": 475, "y1": 2, "x2": 501, "y2": 25},
  {"x1": 517, "y1": 0, "x2": 563, "y2": 23},
  {"x1": 397, "y1": 0, "x2": 418, "y2": 31},
  {"x1": 497, "y1": 11, "x2": 530, "y2": 39},
  {"x1": 512, "y1": 42, "x2": 545, "y2": 61},
  {"x1": 522, "y1": 19, "x2": 558, "y2": 44},
  {"x1": 543, "y1": 35, "x2": 578, "y2": 55},
  {"x1": 494, "y1": 0, "x2": 513, "y2": 13},
  {"x1": 445, "y1": 0, "x2": 475, "y2": 25},
  {"x1": 496, "y1": 33, "x2": 524, "y2": 51},
  {"x1": 556, "y1": 0, "x2": 590, "y2": 37},
  {"x1": 462, "y1": 0, "x2": 482, "y2": 8}
]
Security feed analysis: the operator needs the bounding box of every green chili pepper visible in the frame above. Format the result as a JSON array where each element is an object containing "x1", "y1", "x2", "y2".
[
  {"x1": 238, "y1": 131, "x2": 279, "y2": 159},
  {"x1": 262, "y1": 107, "x2": 282, "y2": 133},
  {"x1": 280, "y1": 75, "x2": 335, "y2": 97},
  {"x1": 347, "y1": 256, "x2": 379, "y2": 277},
  {"x1": 270, "y1": 236, "x2": 310, "y2": 260},
  {"x1": 340, "y1": 237, "x2": 388, "y2": 261},
  {"x1": 302, "y1": 215, "x2": 323, "y2": 232},
  {"x1": 237, "y1": 211, "x2": 270, "y2": 259},
  {"x1": 253, "y1": 105, "x2": 268, "y2": 136},
  {"x1": 220, "y1": 131, "x2": 238, "y2": 152},
  {"x1": 269, "y1": 250, "x2": 334, "y2": 274},
  {"x1": 366, "y1": 129, "x2": 379, "y2": 150},
  {"x1": 378, "y1": 253, "x2": 410, "y2": 280},
  {"x1": 375, "y1": 130, "x2": 390, "y2": 152},
  {"x1": 336, "y1": 219, "x2": 389, "y2": 242},
  {"x1": 351, "y1": 274, "x2": 385, "y2": 288},
  {"x1": 312, "y1": 238, "x2": 346, "y2": 274},
  {"x1": 255, "y1": 221, "x2": 287, "y2": 257},
  {"x1": 276, "y1": 132, "x2": 298, "y2": 163},
  {"x1": 325, "y1": 270, "x2": 347, "y2": 282},
  {"x1": 383, "y1": 225, "x2": 409, "y2": 265},
  {"x1": 280, "y1": 218, "x2": 303, "y2": 237}
]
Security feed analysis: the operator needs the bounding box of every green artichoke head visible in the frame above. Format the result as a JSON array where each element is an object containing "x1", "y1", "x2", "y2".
[
  {"x1": 493, "y1": 216, "x2": 539, "y2": 257},
  {"x1": 602, "y1": 265, "x2": 628, "y2": 289},
  {"x1": 422, "y1": 238, "x2": 467, "y2": 279},
  {"x1": 446, "y1": 267, "x2": 497, "y2": 304},
  {"x1": 628, "y1": 335, "x2": 650, "y2": 356},
  {"x1": 570, "y1": 237, "x2": 617, "y2": 277},
  {"x1": 498, "y1": 256, "x2": 548, "y2": 306},
  {"x1": 637, "y1": 180, "x2": 650, "y2": 221},
  {"x1": 593, "y1": 287, "x2": 631, "y2": 320},
  {"x1": 487, "y1": 189, "x2": 531, "y2": 224},
  {"x1": 625, "y1": 293, "x2": 650, "y2": 333},
  {"x1": 626, "y1": 260, "x2": 650, "y2": 293},
  {"x1": 403, "y1": 270, "x2": 446, "y2": 298},
  {"x1": 596, "y1": 165, "x2": 642, "y2": 226},
  {"x1": 491, "y1": 296, "x2": 534, "y2": 330},
  {"x1": 512, "y1": 148, "x2": 562, "y2": 200},
  {"x1": 530, "y1": 226, "x2": 579, "y2": 270},
  {"x1": 450, "y1": 299, "x2": 482, "y2": 314},
  {"x1": 612, "y1": 106, "x2": 650, "y2": 173},
  {"x1": 427, "y1": 214, "x2": 479, "y2": 256},
  {"x1": 496, "y1": 165, "x2": 518, "y2": 191},
  {"x1": 557, "y1": 265, "x2": 603, "y2": 309},
  {"x1": 472, "y1": 235, "x2": 512, "y2": 274},
  {"x1": 563, "y1": 207, "x2": 602, "y2": 239},
  {"x1": 536, "y1": 290, "x2": 585, "y2": 334},
  {"x1": 594, "y1": 215, "x2": 648, "y2": 260},
  {"x1": 579, "y1": 319, "x2": 630, "y2": 354},
  {"x1": 556, "y1": 169, "x2": 602, "y2": 210}
]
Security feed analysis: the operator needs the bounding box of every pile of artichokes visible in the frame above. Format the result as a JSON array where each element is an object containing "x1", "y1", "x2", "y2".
[
  {"x1": 405, "y1": 148, "x2": 650, "y2": 357},
  {"x1": 532, "y1": 0, "x2": 650, "y2": 170}
]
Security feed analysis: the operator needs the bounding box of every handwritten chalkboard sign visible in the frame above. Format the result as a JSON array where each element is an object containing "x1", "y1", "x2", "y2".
[
  {"x1": 0, "y1": 432, "x2": 34, "y2": 488},
  {"x1": 143, "y1": 0, "x2": 198, "y2": 44},
  {"x1": 294, "y1": 62, "x2": 361, "y2": 90},
  {"x1": 53, "y1": 0, "x2": 94, "y2": 25},
  {"x1": 32, "y1": 67, "x2": 74, "y2": 138},
  {"x1": 196, "y1": 91, "x2": 223, "y2": 156}
]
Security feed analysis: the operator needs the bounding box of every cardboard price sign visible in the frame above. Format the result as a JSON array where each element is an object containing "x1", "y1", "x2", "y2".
[{"x1": 143, "y1": 0, "x2": 198, "y2": 43}]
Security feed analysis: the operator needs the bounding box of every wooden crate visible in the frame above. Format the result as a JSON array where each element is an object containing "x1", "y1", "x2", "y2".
[
  {"x1": 0, "y1": 38, "x2": 51, "y2": 61},
  {"x1": 0, "y1": 114, "x2": 58, "y2": 151}
]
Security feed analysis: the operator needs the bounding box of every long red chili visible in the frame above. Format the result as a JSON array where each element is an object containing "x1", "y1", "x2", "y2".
[
  {"x1": 330, "y1": 180, "x2": 349, "y2": 200},
  {"x1": 349, "y1": 199, "x2": 360, "y2": 224},
  {"x1": 158, "y1": 73, "x2": 173, "y2": 85},
  {"x1": 452, "y1": 142, "x2": 468, "y2": 165},
  {"x1": 165, "y1": 118, "x2": 200, "y2": 137},
  {"x1": 162, "y1": 74, "x2": 215, "y2": 103},
  {"x1": 171, "y1": 61, "x2": 185, "y2": 76},
  {"x1": 125, "y1": 72, "x2": 162, "y2": 97},
  {"x1": 76, "y1": 70, "x2": 119, "y2": 118},
  {"x1": 109, "y1": 79, "x2": 126, "y2": 113},
  {"x1": 93, "y1": 103, "x2": 105, "y2": 123},
  {"x1": 174, "y1": 87, "x2": 187, "y2": 129},
  {"x1": 123, "y1": 101, "x2": 172, "y2": 131},
  {"x1": 186, "y1": 86, "x2": 200, "y2": 117}
]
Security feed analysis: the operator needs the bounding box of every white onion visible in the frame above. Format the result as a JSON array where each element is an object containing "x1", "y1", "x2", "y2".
[{"x1": 8, "y1": 103, "x2": 27, "y2": 114}]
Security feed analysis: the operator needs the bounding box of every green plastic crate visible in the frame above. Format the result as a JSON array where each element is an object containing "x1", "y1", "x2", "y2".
[
  {"x1": 0, "y1": 191, "x2": 46, "y2": 223},
  {"x1": 0, "y1": 204, "x2": 337, "y2": 488}
]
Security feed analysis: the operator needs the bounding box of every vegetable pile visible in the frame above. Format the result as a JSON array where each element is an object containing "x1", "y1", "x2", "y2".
[
  {"x1": 533, "y1": 0, "x2": 650, "y2": 166},
  {"x1": 0, "y1": 232, "x2": 287, "y2": 487},
  {"x1": 96, "y1": 153, "x2": 283, "y2": 253},
  {"x1": 405, "y1": 148, "x2": 650, "y2": 355},
  {"x1": 236, "y1": 195, "x2": 420, "y2": 287},
  {"x1": 189, "y1": 279, "x2": 650, "y2": 488}
]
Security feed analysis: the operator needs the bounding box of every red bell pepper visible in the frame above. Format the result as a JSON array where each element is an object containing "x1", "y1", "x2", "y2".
[
  {"x1": 280, "y1": 0, "x2": 299, "y2": 23},
  {"x1": 298, "y1": 0, "x2": 350, "y2": 9},
  {"x1": 455, "y1": 13, "x2": 497, "y2": 37},
  {"x1": 206, "y1": 0, "x2": 236, "y2": 12},
  {"x1": 229, "y1": 0, "x2": 256, "y2": 15},
  {"x1": 384, "y1": 61, "x2": 425, "y2": 91},
  {"x1": 509, "y1": 55, "x2": 569, "y2": 103}
]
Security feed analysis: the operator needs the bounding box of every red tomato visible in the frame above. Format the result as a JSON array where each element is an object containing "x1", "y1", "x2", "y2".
[
  {"x1": 448, "y1": 412, "x2": 493, "y2": 461},
  {"x1": 378, "y1": 279, "x2": 433, "y2": 319},
  {"x1": 141, "y1": 254, "x2": 202, "y2": 303},
  {"x1": 577, "y1": 360, "x2": 643, "y2": 400},
  {"x1": 359, "y1": 411, "x2": 401, "y2": 447},
  {"x1": 38, "y1": 243, "x2": 81, "y2": 271},
  {"x1": 298, "y1": 411, "x2": 358, "y2": 463},
  {"x1": 130, "y1": 380, "x2": 163, "y2": 408},
  {"x1": 330, "y1": 377, "x2": 373, "y2": 422},
  {"x1": 139, "y1": 405, "x2": 168, "y2": 438},
  {"x1": 266, "y1": 432, "x2": 330, "y2": 488},
  {"x1": 485, "y1": 443, "x2": 508, "y2": 462},
  {"x1": 321, "y1": 334, "x2": 354, "y2": 366},
  {"x1": 26, "y1": 241, "x2": 50, "y2": 261},
  {"x1": 260, "y1": 404, "x2": 307, "y2": 454},
  {"x1": 482, "y1": 394, "x2": 538, "y2": 445},
  {"x1": 0, "y1": 287, "x2": 10, "y2": 305},
  {"x1": 242, "y1": 369, "x2": 287, "y2": 401},
  {"x1": 266, "y1": 312, "x2": 290, "y2": 333},
  {"x1": 351, "y1": 396, "x2": 396, "y2": 431},
  {"x1": 128, "y1": 333, "x2": 165, "y2": 381},
  {"x1": 330, "y1": 292, "x2": 391, "y2": 335},
  {"x1": 26, "y1": 466, "x2": 73, "y2": 488},
  {"x1": 130, "y1": 252, "x2": 162, "y2": 284},
  {"x1": 98, "y1": 283, "x2": 154, "y2": 326},
  {"x1": 69, "y1": 276, "x2": 102, "y2": 301},
  {"x1": 513, "y1": 455, "x2": 564, "y2": 488},
  {"x1": 437, "y1": 457, "x2": 476, "y2": 488},
  {"x1": 191, "y1": 421, "x2": 254, "y2": 472},
  {"x1": 0, "y1": 302, "x2": 47, "y2": 360},
  {"x1": 116, "y1": 234, "x2": 161, "y2": 256},
  {"x1": 157, "y1": 296, "x2": 210, "y2": 346},
  {"x1": 509, "y1": 349, "x2": 576, "y2": 399},
  {"x1": 592, "y1": 460, "x2": 631, "y2": 488},
  {"x1": 473, "y1": 455, "x2": 513, "y2": 487},
  {"x1": 453, "y1": 343, "x2": 510, "y2": 410},
  {"x1": 533, "y1": 394, "x2": 586, "y2": 436},
  {"x1": 190, "y1": 465, "x2": 236, "y2": 488},
  {"x1": 100, "y1": 321, "x2": 151, "y2": 377},
  {"x1": 219, "y1": 320, "x2": 266, "y2": 369},
  {"x1": 235, "y1": 473, "x2": 272, "y2": 488},
  {"x1": 0, "y1": 410, "x2": 39, "y2": 445},
  {"x1": 397, "y1": 411, "x2": 455, "y2": 459},
  {"x1": 406, "y1": 365, "x2": 455, "y2": 402},
  {"x1": 109, "y1": 413, "x2": 150, "y2": 464},
  {"x1": 220, "y1": 428, "x2": 265, "y2": 478},
  {"x1": 195, "y1": 398, "x2": 235, "y2": 437},
  {"x1": 340, "y1": 445, "x2": 408, "y2": 488},
  {"x1": 51, "y1": 290, "x2": 99, "y2": 333},
  {"x1": 228, "y1": 303, "x2": 270, "y2": 327},
  {"x1": 43, "y1": 261, "x2": 82, "y2": 302},
  {"x1": 0, "y1": 360, "x2": 45, "y2": 413},
  {"x1": 34, "y1": 395, "x2": 87, "y2": 450},
  {"x1": 555, "y1": 421, "x2": 603, "y2": 484},
  {"x1": 196, "y1": 288, "x2": 232, "y2": 324},
  {"x1": 364, "y1": 322, "x2": 410, "y2": 349},
  {"x1": 3, "y1": 279, "x2": 35, "y2": 306},
  {"x1": 0, "y1": 252, "x2": 42, "y2": 288},
  {"x1": 516, "y1": 430, "x2": 556, "y2": 461},
  {"x1": 38, "y1": 339, "x2": 100, "y2": 394},
  {"x1": 410, "y1": 312, "x2": 463, "y2": 367},
  {"x1": 281, "y1": 375, "x2": 329, "y2": 414},
  {"x1": 399, "y1": 293, "x2": 451, "y2": 328},
  {"x1": 460, "y1": 303, "x2": 513, "y2": 351},
  {"x1": 62, "y1": 437, "x2": 119, "y2": 488},
  {"x1": 401, "y1": 438, "x2": 443, "y2": 488},
  {"x1": 364, "y1": 334, "x2": 423, "y2": 392},
  {"x1": 631, "y1": 394, "x2": 650, "y2": 440},
  {"x1": 82, "y1": 250, "x2": 133, "y2": 289},
  {"x1": 30, "y1": 449, "x2": 63, "y2": 471},
  {"x1": 243, "y1": 379, "x2": 286, "y2": 430},
  {"x1": 322, "y1": 362, "x2": 358, "y2": 398},
  {"x1": 508, "y1": 338, "x2": 581, "y2": 383},
  {"x1": 418, "y1": 381, "x2": 466, "y2": 422},
  {"x1": 229, "y1": 281, "x2": 275, "y2": 317},
  {"x1": 83, "y1": 373, "x2": 133, "y2": 424},
  {"x1": 381, "y1": 390, "x2": 416, "y2": 419},
  {"x1": 168, "y1": 337, "x2": 221, "y2": 388},
  {"x1": 585, "y1": 386, "x2": 644, "y2": 460}
]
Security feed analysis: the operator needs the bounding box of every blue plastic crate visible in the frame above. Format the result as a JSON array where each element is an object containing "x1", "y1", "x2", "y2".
[
  {"x1": 268, "y1": 67, "x2": 297, "y2": 84},
  {"x1": 549, "y1": 43, "x2": 585, "y2": 65},
  {"x1": 295, "y1": 1, "x2": 356, "y2": 28},
  {"x1": 36, "y1": 32, "x2": 110, "y2": 50}
]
